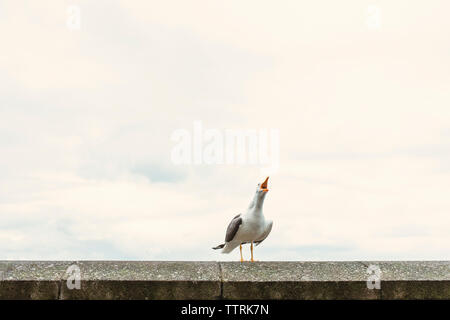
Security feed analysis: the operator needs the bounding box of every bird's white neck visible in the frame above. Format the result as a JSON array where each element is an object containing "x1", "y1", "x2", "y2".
[{"x1": 247, "y1": 193, "x2": 266, "y2": 214}]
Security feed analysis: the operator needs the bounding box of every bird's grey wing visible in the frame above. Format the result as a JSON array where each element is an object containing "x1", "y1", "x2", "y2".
[
  {"x1": 255, "y1": 220, "x2": 273, "y2": 246},
  {"x1": 225, "y1": 214, "x2": 242, "y2": 242}
]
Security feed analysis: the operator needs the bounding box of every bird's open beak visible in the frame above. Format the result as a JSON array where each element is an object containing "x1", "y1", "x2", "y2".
[{"x1": 260, "y1": 177, "x2": 269, "y2": 192}]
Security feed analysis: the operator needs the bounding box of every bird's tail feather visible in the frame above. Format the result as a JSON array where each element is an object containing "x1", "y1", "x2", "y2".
[
  {"x1": 221, "y1": 241, "x2": 240, "y2": 254},
  {"x1": 213, "y1": 241, "x2": 240, "y2": 253}
]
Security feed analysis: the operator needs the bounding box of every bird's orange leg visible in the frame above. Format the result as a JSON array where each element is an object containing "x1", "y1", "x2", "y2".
[
  {"x1": 250, "y1": 242, "x2": 254, "y2": 262},
  {"x1": 240, "y1": 244, "x2": 244, "y2": 263}
]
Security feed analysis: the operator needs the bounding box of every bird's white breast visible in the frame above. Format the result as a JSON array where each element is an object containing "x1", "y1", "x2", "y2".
[{"x1": 236, "y1": 211, "x2": 267, "y2": 242}]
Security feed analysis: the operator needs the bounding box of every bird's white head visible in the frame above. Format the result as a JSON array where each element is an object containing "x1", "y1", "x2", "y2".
[{"x1": 249, "y1": 177, "x2": 269, "y2": 209}]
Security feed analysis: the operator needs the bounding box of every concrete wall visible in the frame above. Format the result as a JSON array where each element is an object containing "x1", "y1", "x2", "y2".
[{"x1": 0, "y1": 261, "x2": 448, "y2": 299}]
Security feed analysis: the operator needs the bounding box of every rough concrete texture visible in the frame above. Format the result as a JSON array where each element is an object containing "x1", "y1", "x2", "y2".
[
  {"x1": 0, "y1": 261, "x2": 448, "y2": 299},
  {"x1": 0, "y1": 261, "x2": 73, "y2": 299},
  {"x1": 60, "y1": 261, "x2": 221, "y2": 300},
  {"x1": 362, "y1": 261, "x2": 450, "y2": 299},
  {"x1": 221, "y1": 261, "x2": 379, "y2": 299}
]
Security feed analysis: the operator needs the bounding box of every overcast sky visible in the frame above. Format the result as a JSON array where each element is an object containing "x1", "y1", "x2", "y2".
[{"x1": 1, "y1": 1, "x2": 449, "y2": 261}]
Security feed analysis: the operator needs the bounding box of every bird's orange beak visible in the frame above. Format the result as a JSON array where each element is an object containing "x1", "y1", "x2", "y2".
[{"x1": 260, "y1": 176, "x2": 269, "y2": 192}]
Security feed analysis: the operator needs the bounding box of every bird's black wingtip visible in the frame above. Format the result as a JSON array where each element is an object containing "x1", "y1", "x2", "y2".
[{"x1": 212, "y1": 244, "x2": 225, "y2": 250}]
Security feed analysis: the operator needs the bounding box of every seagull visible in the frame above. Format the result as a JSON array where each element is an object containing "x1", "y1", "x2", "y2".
[{"x1": 213, "y1": 177, "x2": 273, "y2": 262}]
